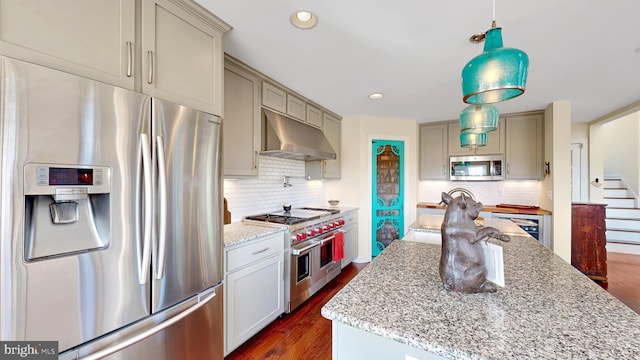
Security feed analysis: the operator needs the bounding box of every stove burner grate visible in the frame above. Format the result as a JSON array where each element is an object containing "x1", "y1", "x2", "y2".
[
  {"x1": 244, "y1": 214, "x2": 307, "y2": 225},
  {"x1": 299, "y1": 207, "x2": 340, "y2": 215}
]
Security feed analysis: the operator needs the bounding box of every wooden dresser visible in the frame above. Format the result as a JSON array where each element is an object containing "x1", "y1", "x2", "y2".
[{"x1": 571, "y1": 203, "x2": 607, "y2": 286}]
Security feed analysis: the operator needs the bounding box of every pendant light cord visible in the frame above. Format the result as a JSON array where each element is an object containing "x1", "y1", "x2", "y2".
[
  {"x1": 491, "y1": 0, "x2": 497, "y2": 28},
  {"x1": 492, "y1": 0, "x2": 496, "y2": 22}
]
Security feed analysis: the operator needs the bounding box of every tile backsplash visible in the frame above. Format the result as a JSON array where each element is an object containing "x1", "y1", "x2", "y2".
[
  {"x1": 224, "y1": 157, "x2": 542, "y2": 222},
  {"x1": 418, "y1": 180, "x2": 540, "y2": 206},
  {"x1": 224, "y1": 156, "x2": 325, "y2": 222}
]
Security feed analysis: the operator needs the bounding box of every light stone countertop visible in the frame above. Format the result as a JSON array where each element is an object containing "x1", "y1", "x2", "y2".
[
  {"x1": 408, "y1": 214, "x2": 531, "y2": 236},
  {"x1": 223, "y1": 222, "x2": 285, "y2": 247},
  {"x1": 322, "y1": 230, "x2": 640, "y2": 359}
]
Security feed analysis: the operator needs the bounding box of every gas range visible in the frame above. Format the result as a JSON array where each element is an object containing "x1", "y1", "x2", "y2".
[
  {"x1": 244, "y1": 207, "x2": 344, "y2": 243},
  {"x1": 245, "y1": 207, "x2": 345, "y2": 313}
]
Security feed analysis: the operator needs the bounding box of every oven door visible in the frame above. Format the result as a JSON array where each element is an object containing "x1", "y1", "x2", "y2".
[
  {"x1": 289, "y1": 240, "x2": 319, "y2": 311},
  {"x1": 312, "y1": 231, "x2": 342, "y2": 287},
  {"x1": 319, "y1": 233, "x2": 335, "y2": 269}
]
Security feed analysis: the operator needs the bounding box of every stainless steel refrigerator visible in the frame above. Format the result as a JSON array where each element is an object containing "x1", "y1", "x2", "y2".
[{"x1": 0, "y1": 55, "x2": 223, "y2": 359}]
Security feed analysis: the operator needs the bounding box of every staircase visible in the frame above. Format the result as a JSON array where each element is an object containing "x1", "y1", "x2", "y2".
[{"x1": 604, "y1": 178, "x2": 640, "y2": 254}]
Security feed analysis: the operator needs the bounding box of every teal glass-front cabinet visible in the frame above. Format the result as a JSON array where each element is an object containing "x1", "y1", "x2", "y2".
[{"x1": 372, "y1": 140, "x2": 404, "y2": 258}]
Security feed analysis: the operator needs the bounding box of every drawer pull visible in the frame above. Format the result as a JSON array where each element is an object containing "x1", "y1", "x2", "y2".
[{"x1": 252, "y1": 247, "x2": 270, "y2": 255}]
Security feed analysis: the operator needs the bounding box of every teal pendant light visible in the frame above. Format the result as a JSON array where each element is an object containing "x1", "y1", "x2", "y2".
[
  {"x1": 461, "y1": 1, "x2": 529, "y2": 104},
  {"x1": 460, "y1": 133, "x2": 487, "y2": 148},
  {"x1": 459, "y1": 104, "x2": 499, "y2": 134}
]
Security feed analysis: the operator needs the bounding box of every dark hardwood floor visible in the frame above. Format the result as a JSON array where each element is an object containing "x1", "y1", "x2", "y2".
[
  {"x1": 225, "y1": 253, "x2": 640, "y2": 359},
  {"x1": 606, "y1": 251, "x2": 640, "y2": 314},
  {"x1": 224, "y1": 262, "x2": 368, "y2": 360}
]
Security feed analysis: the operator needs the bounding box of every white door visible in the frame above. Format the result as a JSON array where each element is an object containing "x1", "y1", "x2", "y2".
[{"x1": 571, "y1": 141, "x2": 588, "y2": 202}]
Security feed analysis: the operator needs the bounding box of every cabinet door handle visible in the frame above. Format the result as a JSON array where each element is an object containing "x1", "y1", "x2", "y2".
[
  {"x1": 126, "y1": 41, "x2": 133, "y2": 77},
  {"x1": 252, "y1": 247, "x2": 270, "y2": 255},
  {"x1": 507, "y1": 163, "x2": 510, "y2": 174},
  {"x1": 147, "y1": 50, "x2": 154, "y2": 84},
  {"x1": 253, "y1": 150, "x2": 258, "y2": 169}
]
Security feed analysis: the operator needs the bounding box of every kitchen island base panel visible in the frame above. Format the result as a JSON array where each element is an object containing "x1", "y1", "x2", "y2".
[{"x1": 332, "y1": 321, "x2": 448, "y2": 360}]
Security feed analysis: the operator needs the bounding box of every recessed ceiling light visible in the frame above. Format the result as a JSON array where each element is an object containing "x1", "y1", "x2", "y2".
[
  {"x1": 290, "y1": 10, "x2": 317, "y2": 29},
  {"x1": 369, "y1": 93, "x2": 384, "y2": 100}
]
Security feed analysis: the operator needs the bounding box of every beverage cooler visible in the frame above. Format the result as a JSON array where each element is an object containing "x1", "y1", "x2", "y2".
[{"x1": 371, "y1": 140, "x2": 404, "y2": 258}]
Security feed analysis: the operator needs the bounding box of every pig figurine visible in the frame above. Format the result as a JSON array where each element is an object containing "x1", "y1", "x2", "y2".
[{"x1": 439, "y1": 192, "x2": 510, "y2": 293}]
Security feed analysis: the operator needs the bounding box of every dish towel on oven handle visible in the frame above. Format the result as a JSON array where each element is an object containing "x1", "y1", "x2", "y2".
[{"x1": 333, "y1": 231, "x2": 344, "y2": 261}]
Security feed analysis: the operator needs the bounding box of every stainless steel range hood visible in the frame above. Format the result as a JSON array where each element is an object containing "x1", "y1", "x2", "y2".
[{"x1": 261, "y1": 108, "x2": 336, "y2": 161}]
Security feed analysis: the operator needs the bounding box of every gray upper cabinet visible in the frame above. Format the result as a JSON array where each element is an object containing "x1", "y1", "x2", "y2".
[
  {"x1": 223, "y1": 59, "x2": 260, "y2": 177},
  {"x1": 448, "y1": 118, "x2": 505, "y2": 156},
  {"x1": 419, "y1": 123, "x2": 448, "y2": 180},
  {"x1": 322, "y1": 113, "x2": 341, "y2": 179},
  {"x1": 419, "y1": 112, "x2": 543, "y2": 181},
  {"x1": 305, "y1": 104, "x2": 323, "y2": 128},
  {"x1": 0, "y1": 0, "x2": 229, "y2": 116},
  {"x1": 505, "y1": 113, "x2": 544, "y2": 180},
  {"x1": 141, "y1": 0, "x2": 227, "y2": 115},
  {"x1": 286, "y1": 94, "x2": 306, "y2": 122},
  {"x1": 306, "y1": 113, "x2": 342, "y2": 180},
  {"x1": 0, "y1": 0, "x2": 136, "y2": 89},
  {"x1": 262, "y1": 82, "x2": 287, "y2": 113}
]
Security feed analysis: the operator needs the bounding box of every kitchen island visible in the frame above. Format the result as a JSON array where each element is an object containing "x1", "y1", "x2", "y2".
[{"x1": 321, "y1": 220, "x2": 640, "y2": 359}]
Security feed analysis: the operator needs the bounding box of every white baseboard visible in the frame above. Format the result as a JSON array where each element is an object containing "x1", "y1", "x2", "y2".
[{"x1": 607, "y1": 242, "x2": 640, "y2": 255}]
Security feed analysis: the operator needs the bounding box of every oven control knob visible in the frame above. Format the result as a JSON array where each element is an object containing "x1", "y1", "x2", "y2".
[
  {"x1": 291, "y1": 234, "x2": 298, "y2": 241},
  {"x1": 307, "y1": 230, "x2": 315, "y2": 237},
  {"x1": 301, "y1": 233, "x2": 307, "y2": 240},
  {"x1": 315, "y1": 227, "x2": 322, "y2": 234},
  {"x1": 338, "y1": 220, "x2": 345, "y2": 226},
  {"x1": 323, "y1": 225, "x2": 330, "y2": 231}
]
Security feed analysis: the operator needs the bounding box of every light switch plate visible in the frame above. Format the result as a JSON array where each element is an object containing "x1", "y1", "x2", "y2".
[{"x1": 481, "y1": 242, "x2": 505, "y2": 287}]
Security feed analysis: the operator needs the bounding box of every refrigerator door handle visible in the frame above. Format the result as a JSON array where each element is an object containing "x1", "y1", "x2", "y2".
[
  {"x1": 79, "y1": 290, "x2": 217, "y2": 360},
  {"x1": 156, "y1": 135, "x2": 168, "y2": 279},
  {"x1": 139, "y1": 134, "x2": 153, "y2": 285}
]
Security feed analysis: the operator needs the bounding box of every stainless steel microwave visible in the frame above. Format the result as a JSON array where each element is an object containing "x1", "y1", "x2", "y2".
[{"x1": 450, "y1": 155, "x2": 503, "y2": 181}]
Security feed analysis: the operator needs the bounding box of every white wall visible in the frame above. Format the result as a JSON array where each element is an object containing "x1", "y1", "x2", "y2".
[
  {"x1": 601, "y1": 112, "x2": 640, "y2": 194},
  {"x1": 326, "y1": 115, "x2": 418, "y2": 263},
  {"x1": 541, "y1": 101, "x2": 572, "y2": 262},
  {"x1": 589, "y1": 124, "x2": 606, "y2": 203},
  {"x1": 223, "y1": 156, "x2": 325, "y2": 222},
  {"x1": 572, "y1": 123, "x2": 589, "y2": 139}
]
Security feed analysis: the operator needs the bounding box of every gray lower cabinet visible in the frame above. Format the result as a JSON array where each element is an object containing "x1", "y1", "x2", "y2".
[
  {"x1": 224, "y1": 232, "x2": 285, "y2": 355},
  {"x1": 505, "y1": 113, "x2": 543, "y2": 180},
  {"x1": 419, "y1": 123, "x2": 448, "y2": 180},
  {"x1": 223, "y1": 58, "x2": 260, "y2": 177},
  {"x1": 341, "y1": 211, "x2": 358, "y2": 268}
]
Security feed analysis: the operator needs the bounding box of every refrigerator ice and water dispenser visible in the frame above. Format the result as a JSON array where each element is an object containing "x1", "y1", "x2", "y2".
[{"x1": 23, "y1": 163, "x2": 111, "y2": 261}]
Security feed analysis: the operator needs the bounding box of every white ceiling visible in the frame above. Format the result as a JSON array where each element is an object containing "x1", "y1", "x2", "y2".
[{"x1": 196, "y1": 0, "x2": 640, "y2": 124}]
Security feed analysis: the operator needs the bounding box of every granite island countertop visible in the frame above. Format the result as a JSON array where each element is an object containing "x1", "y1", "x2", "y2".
[{"x1": 321, "y1": 230, "x2": 640, "y2": 358}]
